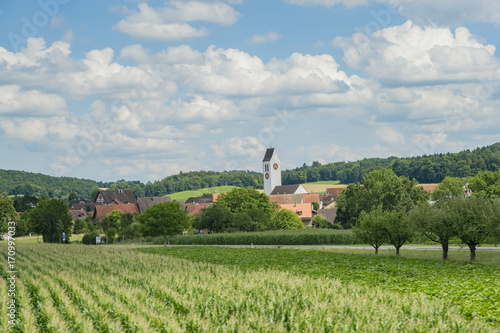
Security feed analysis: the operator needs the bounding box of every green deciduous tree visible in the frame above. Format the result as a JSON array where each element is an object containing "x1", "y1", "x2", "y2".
[
  {"x1": 410, "y1": 202, "x2": 456, "y2": 260},
  {"x1": 102, "y1": 210, "x2": 122, "y2": 233},
  {"x1": 29, "y1": 199, "x2": 73, "y2": 243},
  {"x1": 443, "y1": 197, "x2": 498, "y2": 261},
  {"x1": 335, "y1": 183, "x2": 366, "y2": 229},
  {"x1": 137, "y1": 201, "x2": 190, "y2": 246},
  {"x1": 383, "y1": 210, "x2": 413, "y2": 256},
  {"x1": 336, "y1": 170, "x2": 428, "y2": 229},
  {"x1": 273, "y1": 209, "x2": 305, "y2": 230},
  {"x1": 194, "y1": 204, "x2": 234, "y2": 233},
  {"x1": 0, "y1": 195, "x2": 19, "y2": 236},
  {"x1": 73, "y1": 218, "x2": 86, "y2": 234},
  {"x1": 432, "y1": 177, "x2": 465, "y2": 201},
  {"x1": 217, "y1": 188, "x2": 273, "y2": 216},
  {"x1": 352, "y1": 207, "x2": 388, "y2": 255}
]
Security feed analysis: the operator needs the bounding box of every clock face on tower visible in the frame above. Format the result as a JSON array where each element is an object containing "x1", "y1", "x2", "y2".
[
  {"x1": 265, "y1": 173, "x2": 270, "y2": 179},
  {"x1": 273, "y1": 163, "x2": 278, "y2": 170}
]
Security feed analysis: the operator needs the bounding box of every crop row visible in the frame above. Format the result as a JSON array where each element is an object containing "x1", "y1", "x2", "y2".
[
  {"x1": 2, "y1": 243, "x2": 498, "y2": 332},
  {"x1": 161, "y1": 228, "x2": 362, "y2": 245},
  {"x1": 141, "y1": 246, "x2": 500, "y2": 324}
]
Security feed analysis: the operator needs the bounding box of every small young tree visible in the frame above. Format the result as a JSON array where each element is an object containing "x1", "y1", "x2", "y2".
[
  {"x1": 352, "y1": 207, "x2": 388, "y2": 255},
  {"x1": 383, "y1": 210, "x2": 413, "y2": 256},
  {"x1": 137, "y1": 201, "x2": 190, "y2": 246},
  {"x1": 106, "y1": 227, "x2": 117, "y2": 244},
  {"x1": 444, "y1": 197, "x2": 497, "y2": 261},
  {"x1": 410, "y1": 202, "x2": 456, "y2": 260},
  {"x1": 73, "y1": 218, "x2": 86, "y2": 234}
]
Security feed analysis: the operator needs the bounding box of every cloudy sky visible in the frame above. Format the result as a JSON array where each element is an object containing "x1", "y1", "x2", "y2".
[{"x1": 1, "y1": 1, "x2": 500, "y2": 182}]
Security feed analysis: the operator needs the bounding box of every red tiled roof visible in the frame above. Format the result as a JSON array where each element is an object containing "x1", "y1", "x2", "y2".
[
  {"x1": 325, "y1": 188, "x2": 344, "y2": 197},
  {"x1": 302, "y1": 193, "x2": 320, "y2": 204},
  {"x1": 182, "y1": 202, "x2": 211, "y2": 216},
  {"x1": 212, "y1": 193, "x2": 221, "y2": 202},
  {"x1": 279, "y1": 203, "x2": 313, "y2": 219},
  {"x1": 419, "y1": 184, "x2": 439, "y2": 193},
  {"x1": 93, "y1": 203, "x2": 139, "y2": 222}
]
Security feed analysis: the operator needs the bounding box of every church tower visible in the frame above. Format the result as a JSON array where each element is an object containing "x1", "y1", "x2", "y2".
[{"x1": 263, "y1": 148, "x2": 281, "y2": 195}]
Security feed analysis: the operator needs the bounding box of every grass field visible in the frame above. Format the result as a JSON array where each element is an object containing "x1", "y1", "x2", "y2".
[
  {"x1": 141, "y1": 246, "x2": 500, "y2": 325},
  {"x1": 1, "y1": 243, "x2": 497, "y2": 332},
  {"x1": 168, "y1": 185, "x2": 238, "y2": 201},
  {"x1": 319, "y1": 247, "x2": 500, "y2": 265}
]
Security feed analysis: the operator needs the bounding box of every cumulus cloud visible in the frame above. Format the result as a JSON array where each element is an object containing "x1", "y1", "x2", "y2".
[
  {"x1": 178, "y1": 47, "x2": 354, "y2": 96},
  {"x1": 334, "y1": 21, "x2": 500, "y2": 84},
  {"x1": 246, "y1": 32, "x2": 282, "y2": 45},
  {"x1": 0, "y1": 85, "x2": 67, "y2": 116},
  {"x1": 114, "y1": 1, "x2": 241, "y2": 41}
]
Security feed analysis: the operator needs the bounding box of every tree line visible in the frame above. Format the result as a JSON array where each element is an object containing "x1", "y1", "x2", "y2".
[
  {"x1": 2, "y1": 143, "x2": 500, "y2": 200},
  {"x1": 283, "y1": 142, "x2": 500, "y2": 185},
  {"x1": 336, "y1": 169, "x2": 500, "y2": 261}
]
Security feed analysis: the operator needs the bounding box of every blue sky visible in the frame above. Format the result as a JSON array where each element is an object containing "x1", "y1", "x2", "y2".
[{"x1": 1, "y1": 0, "x2": 500, "y2": 182}]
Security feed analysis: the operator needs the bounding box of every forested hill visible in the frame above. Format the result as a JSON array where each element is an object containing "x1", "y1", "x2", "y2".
[
  {"x1": 1, "y1": 143, "x2": 500, "y2": 199},
  {"x1": 282, "y1": 143, "x2": 500, "y2": 185},
  {"x1": 0, "y1": 169, "x2": 100, "y2": 199}
]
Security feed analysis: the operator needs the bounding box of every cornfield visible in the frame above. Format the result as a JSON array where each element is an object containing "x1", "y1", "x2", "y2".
[{"x1": 0, "y1": 243, "x2": 497, "y2": 332}]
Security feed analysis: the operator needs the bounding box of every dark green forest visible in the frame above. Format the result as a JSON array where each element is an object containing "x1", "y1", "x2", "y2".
[
  {"x1": 1, "y1": 143, "x2": 500, "y2": 200},
  {"x1": 282, "y1": 143, "x2": 500, "y2": 184}
]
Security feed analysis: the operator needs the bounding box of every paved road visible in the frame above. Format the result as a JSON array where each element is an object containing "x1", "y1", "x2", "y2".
[{"x1": 215, "y1": 245, "x2": 500, "y2": 251}]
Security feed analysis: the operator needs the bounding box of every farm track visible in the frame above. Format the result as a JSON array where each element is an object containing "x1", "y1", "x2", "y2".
[{"x1": 1, "y1": 243, "x2": 498, "y2": 332}]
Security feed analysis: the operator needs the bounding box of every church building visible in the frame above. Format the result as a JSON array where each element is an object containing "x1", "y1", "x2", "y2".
[{"x1": 262, "y1": 148, "x2": 282, "y2": 195}]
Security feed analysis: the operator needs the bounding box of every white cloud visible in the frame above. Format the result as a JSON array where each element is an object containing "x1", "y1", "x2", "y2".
[
  {"x1": 0, "y1": 85, "x2": 66, "y2": 116},
  {"x1": 211, "y1": 136, "x2": 266, "y2": 170},
  {"x1": 114, "y1": 1, "x2": 240, "y2": 41},
  {"x1": 334, "y1": 21, "x2": 500, "y2": 84},
  {"x1": 376, "y1": 126, "x2": 405, "y2": 145},
  {"x1": 246, "y1": 32, "x2": 282, "y2": 45},
  {"x1": 0, "y1": 118, "x2": 48, "y2": 142},
  {"x1": 178, "y1": 47, "x2": 354, "y2": 96}
]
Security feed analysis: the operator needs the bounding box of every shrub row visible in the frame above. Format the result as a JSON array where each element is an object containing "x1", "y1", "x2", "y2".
[{"x1": 153, "y1": 229, "x2": 362, "y2": 246}]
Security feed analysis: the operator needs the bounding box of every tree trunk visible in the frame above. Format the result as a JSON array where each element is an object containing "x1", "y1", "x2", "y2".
[
  {"x1": 164, "y1": 236, "x2": 167, "y2": 247},
  {"x1": 375, "y1": 247, "x2": 379, "y2": 255},
  {"x1": 468, "y1": 244, "x2": 476, "y2": 261},
  {"x1": 442, "y1": 241, "x2": 449, "y2": 260},
  {"x1": 396, "y1": 246, "x2": 400, "y2": 256}
]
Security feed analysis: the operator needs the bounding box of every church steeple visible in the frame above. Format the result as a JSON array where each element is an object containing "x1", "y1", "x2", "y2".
[{"x1": 263, "y1": 148, "x2": 281, "y2": 195}]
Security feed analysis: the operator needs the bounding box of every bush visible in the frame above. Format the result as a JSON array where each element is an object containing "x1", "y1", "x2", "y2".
[{"x1": 82, "y1": 230, "x2": 99, "y2": 245}]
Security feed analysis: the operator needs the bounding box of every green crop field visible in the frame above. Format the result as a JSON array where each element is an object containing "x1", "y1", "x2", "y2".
[
  {"x1": 1, "y1": 243, "x2": 498, "y2": 332},
  {"x1": 164, "y1": 229, "x2": 361, "y2": 246},
  {"x1": 168, "y1": 186, "x2": 238, "y2": 202},
  {"x1": 141, "y1": 246, "x2": 500, "y2": 326}
]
